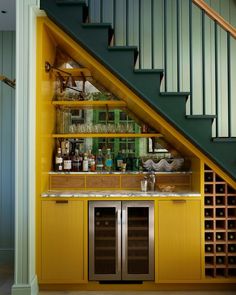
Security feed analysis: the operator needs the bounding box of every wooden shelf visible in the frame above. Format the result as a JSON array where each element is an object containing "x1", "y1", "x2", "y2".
[
  {"x1": 52, "y1": 133, "x2": 163, "y2": 138},
  {"x1": 52, "y1": 100, "x2": 127, "y2": 109}
]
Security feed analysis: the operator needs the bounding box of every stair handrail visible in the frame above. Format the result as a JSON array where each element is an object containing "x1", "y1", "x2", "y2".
[{"x1": 193, "y1": 0, "x2": 236, "y2": 39}]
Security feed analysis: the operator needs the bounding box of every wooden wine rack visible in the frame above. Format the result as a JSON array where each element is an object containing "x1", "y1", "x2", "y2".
[{"x1": 204, "y1": 165, "x2": 236, "y2": 278}]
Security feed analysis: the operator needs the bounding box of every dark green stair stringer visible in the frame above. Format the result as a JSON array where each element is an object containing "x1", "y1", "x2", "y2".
[{"x1": 40, "y1": 0, "x2": 236, "y2": 181}]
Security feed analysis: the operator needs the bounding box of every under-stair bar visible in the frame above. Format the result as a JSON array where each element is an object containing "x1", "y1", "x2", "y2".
[{"x1": 87, "y1": 0, "x2": 236, "y2": 138}]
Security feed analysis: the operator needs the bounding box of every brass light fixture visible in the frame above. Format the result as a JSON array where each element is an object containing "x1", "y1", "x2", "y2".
[{"x1": 0, "y1": 75, "x2": 15, "y2": 89}]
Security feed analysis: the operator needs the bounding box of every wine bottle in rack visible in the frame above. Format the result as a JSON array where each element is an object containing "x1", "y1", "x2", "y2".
[
  {"x1": 216, "y1": 209, "x2": 225, "y2": 217},
  {"x1": 205, "y1": 221, "x2": 213, "y2": 229},
  {"x1": 228, "y1": 245, "x2": 236, "y2": 253},
  {"x1": 216, "y1": 257, "x2": 224, "y2": 264},
  {"x1": 205, "y1": 245, "x2": 213, "y2": 253},
  {"x1": 205, "y1": 209, "x2": 213, "y2": 217},
  {"x1": 228, "y1": 257, "x2": 236, "y2": 265},
  {"x1": 216, "y1": 185, "x2": 225, "y2": 194},
  {"x1": 216, "y1": 197, "x2": 224, "y2": 205},
  {"x1": 228, "y1": 197, "x2": 236, "y2": 205},
  {"x1": 229, "y1": 220, "x2": 236, "y2": 229},
  {"x1": 205, "y1": 172, "x2": 213, "y2": 182},
  {"x1": 205, "y1": 197, "x2": 212, "y2": 206},
  {"x1": 205, "y1": 233, "x2": 213, "y2": 241},
  {"x1": 216, "y1": 233, "x2": 224, "y2": 241},
  {"x1": 216, "y1": 245, "x2": 224, "y2": 252},
  {"x1": 228, "y1": 233, "x2": 236, "y2": 241}
]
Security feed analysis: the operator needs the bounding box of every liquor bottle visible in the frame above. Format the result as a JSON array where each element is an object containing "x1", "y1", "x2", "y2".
[
  {"x1": 105, "y1": 148, "x2": 113, "y2": 171},
  {"x1": 115, "y1": 151, "x2": 123, "y2": 171},
  {"x1": 61, "y1": 139, "x2": 70, "y2": 156},
  {"x1": 87, "y1": 149, "x2": 94, "y2": 171},
  {"x1": 63, "y1": 152, "x2": 72, "y2": 172},
  {"x1": 55, "y1": 147, "x2": 63, "y2": 172},
  {"x1": 82, "y1": 153, "x2": 89, "y2": 172},
  {"x1": 96, "y1": 149, "x2": 104, "y2": 171},
  {"x1": 126, "y1": 153, "x2": 134, "y2": 171},
  {"x1": 72, "y1": 149, "x2": 80, "y2": 172},
  {"x1": 90, "y1": 157, "x2": 96, "y2": 172}
]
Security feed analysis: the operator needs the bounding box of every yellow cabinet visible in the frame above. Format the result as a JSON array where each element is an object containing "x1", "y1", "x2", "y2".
[
  {"x1": 41, "y1": 200, "x2": 87, "y2": 283},
  {"x1": 156, "y1": 199, "x2": 201, "y2": 282}
]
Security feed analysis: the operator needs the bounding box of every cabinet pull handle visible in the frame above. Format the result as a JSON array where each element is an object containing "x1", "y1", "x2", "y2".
[
  {"x1": 56, "y1": 200, "x2": 68, "y2": 204},
  {"x1": 172, "y1": 199, "x2": 186, "y2": 203}
]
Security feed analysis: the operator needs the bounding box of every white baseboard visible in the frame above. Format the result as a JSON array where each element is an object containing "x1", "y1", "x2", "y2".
[{"x1": 11, "y1": 275, "x2": 38, "y2": 295}]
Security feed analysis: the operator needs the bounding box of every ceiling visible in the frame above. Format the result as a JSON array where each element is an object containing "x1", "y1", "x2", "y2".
[{"x1": 0, "y1": 0, "x2": 15, "y2": 31}]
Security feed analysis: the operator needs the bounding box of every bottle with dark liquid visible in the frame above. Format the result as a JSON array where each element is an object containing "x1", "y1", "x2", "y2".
[
  {"x1": 216, "y1": 233, "x2": 224, "y2": 240},
  {"x1": 72, "y1": 149, "x2": 80, "y2": 172},
  {"x1": 228, "y1": 233, "x2": 236, "y2": 241},
  {"x1": 205, "y1": 245, "x2": 213, "y2": 253},
  {"x1": 216, "y1": 245, "x2": 224, "y2": 252},
  {"x1": 216, "y1": 257, "x2": 224, "y2": 264},
  {"x1": 55, "y1": 147, "x2": 63, "y2": 172}
]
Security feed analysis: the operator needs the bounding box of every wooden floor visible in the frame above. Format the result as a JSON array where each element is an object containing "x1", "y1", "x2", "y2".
[
  {"x1": 0, "y1": 264, "x2": 14, "y2": 295},
  {"x1": 39, "y1": 292, "x2": 236, "y2": 295},
  {"x1": 0, "y1": 269, "x2": 236, "y2": 295}
]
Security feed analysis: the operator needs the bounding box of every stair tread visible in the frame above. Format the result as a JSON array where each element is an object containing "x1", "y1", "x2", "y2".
[
  {"x1": 186, "y1": 115, "x2": 216, "y2": 119},
  {"x1": 213, "y1": 137, "x2": 236, "y2": 143},
  {"x1": 56, "y1": 0, "x2": 86, "y2": 5},
  {"x1": 108, "y1": 46, "x2": 138, "y2": 51},
  {"x1": 134, "y1": 69, "x2": 163, "y2": 74},
  {"x1": 82, "y1": 23, "x2": 112, "y2": 28},
  {"x1": 161, "y1": 92, "x2": 189, "y2": 96}
]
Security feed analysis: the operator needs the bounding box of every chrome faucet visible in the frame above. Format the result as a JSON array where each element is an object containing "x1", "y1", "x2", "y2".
[{"x1": 147, "y1": 171, "x2": 156, "y2": 192}]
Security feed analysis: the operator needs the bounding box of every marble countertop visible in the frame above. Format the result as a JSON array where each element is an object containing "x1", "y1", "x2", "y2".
[{"x1": 41, "y1": 190, "x2": 201, "y2": 198}]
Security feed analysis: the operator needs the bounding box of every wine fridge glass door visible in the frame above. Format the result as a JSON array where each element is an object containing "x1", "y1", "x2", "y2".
[
  {"x1": 122, "y1": 201, "x2": 154, "y2": 280},
  {"x1": 89, "y1": 201, "x2": 121, "y2": 280}
]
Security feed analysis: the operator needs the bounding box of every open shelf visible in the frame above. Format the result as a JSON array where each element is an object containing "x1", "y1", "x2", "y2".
[
  {"x1": 52, "y1": 133, "x2": 163, "y2": 138},
  {"x1": 52, "y1": 100, "x2": 127, "y2": 108}
]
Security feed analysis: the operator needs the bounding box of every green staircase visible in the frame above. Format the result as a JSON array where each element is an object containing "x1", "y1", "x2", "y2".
[{"x1": 40, "y1": 0, "x2": 236, "y2": 181}]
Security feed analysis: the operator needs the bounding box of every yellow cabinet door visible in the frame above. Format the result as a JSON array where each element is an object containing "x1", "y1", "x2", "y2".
[
  {"x1": 41, "y1": 200, "x2": 86, "y2": 283},
  {"x1": 156, "y1": 200, "x2": 201, "y2": 282}
]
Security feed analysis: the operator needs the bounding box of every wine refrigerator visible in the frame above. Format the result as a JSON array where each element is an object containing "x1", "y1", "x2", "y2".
[{"x1": 89, "y1": 201, "x2": 154, "y2": 281}]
